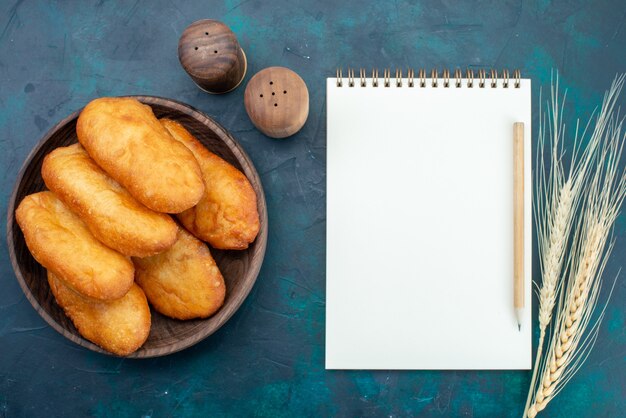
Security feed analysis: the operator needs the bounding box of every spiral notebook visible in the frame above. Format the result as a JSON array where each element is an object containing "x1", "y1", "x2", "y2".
[{"x1": 326, "y1": 68, "x2": 532, "y2": 370}]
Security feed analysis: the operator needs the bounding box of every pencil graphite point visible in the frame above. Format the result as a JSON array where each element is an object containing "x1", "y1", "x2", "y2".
[{"x1": 515, "y1": 308, "x2": 523, "y2": 332}]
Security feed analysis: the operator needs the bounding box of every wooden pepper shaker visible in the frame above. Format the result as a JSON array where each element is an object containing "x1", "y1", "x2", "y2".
[
  {"x1": 178, "y1": 19, "x2": 247, "y2": 94},
  {"x1": 244, "y1": 67, "x2": 309, "y2": 138}
]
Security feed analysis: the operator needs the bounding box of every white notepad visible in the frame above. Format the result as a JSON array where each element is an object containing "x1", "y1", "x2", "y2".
[{"x1": 326, "y1": 72, "x2": 532, "y2": 370}]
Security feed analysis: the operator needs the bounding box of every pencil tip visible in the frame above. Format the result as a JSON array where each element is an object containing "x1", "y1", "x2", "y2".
[{"x1": 518, "y1": 324, "x2": 521, "y2": 331}]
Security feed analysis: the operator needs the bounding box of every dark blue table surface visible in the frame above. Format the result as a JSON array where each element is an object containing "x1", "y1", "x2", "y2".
[{"x1": 1, "y1": 1, "x2": 625, "y2": 417}]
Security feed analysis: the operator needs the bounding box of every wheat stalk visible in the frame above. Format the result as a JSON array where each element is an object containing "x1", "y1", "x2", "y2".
[
  {"x1": 524, "y1": 73, "x2": 605, "y2": 415},
  {"x1": 525, "y1": 75, "x2": 626, "y2": 417}
]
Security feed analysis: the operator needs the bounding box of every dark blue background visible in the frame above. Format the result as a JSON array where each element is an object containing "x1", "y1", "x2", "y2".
[{"x1": 1, "y1": 1, "x2": 624, "y2": 417}]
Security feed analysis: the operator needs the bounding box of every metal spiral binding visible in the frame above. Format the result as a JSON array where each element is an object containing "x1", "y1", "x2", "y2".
[
  {"x1": 442, "y1": 69, "x2": 450, "y2": 88},
  {"x1": 336, "y1": 68, "x2": 522, "y2": 89},
  {"x1": 407, "y1": 68, "x2": 415, "y2": 87},
  {"x1": 419, "y1": 68, "x2": 426, "y2": 87}
]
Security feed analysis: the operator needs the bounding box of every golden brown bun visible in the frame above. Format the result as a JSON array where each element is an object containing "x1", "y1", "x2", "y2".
[
  {"x1": 41, "y1": 144, "x2": 178, "y2": 257},
  {"x1": 76, "y1": 97, "x2": 205, "y2": 213},
  {"x1": 47, "y1": 271, "x2": 151, "y2": 356},
  {"x1": 160, "y1": 118, "x2": 260, "y2": 249},
  {"x1": 15, "y1": 192, "x2": 134, "y2": 300},
  {"x1": 133, "y1": 228, "x2": 226, "y2": 320}
]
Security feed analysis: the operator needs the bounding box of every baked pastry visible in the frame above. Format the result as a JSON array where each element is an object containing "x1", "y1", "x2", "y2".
[
  {"x1": 160, "y1": 118, "x2": 260, "y2": 249},
  {"x1": 48, "y1": 271, "x2": 151, "y2": 356},
  {"x1": 15, "y1": 191, "x2": 134, "y2": 300},
  {"x1": 42, "y1": 143, "x2": 178, "y2": 257},
  {"x1": 76, "y1": 97, "x2": 205, "y2": 213},
  {"x1": 133, "y1": 228, "x2": 226, "y2": 320}
]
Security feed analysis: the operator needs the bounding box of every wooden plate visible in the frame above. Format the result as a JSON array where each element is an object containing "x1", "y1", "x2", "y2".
[{"x1": 6, "y1": 96, "x2": 268, "y2": 358}]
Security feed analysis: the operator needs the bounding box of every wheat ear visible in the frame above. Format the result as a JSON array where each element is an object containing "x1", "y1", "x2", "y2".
[
  {"x1": 526, "y1": 76, "x2": 626, "y2": 417},
  {"x1": 524, "y1": 73, "x2": 601, "y2": 416}
]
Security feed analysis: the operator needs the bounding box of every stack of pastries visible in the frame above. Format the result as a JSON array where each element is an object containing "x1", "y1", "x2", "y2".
[{"x1": 15, "y1": 97, "x2": 260, "y2": 356}]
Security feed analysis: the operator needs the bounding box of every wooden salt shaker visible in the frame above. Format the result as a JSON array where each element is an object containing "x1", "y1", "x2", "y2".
[
  {"x1": 178, "y1": 20, "x2": 247, "y2": 94},
  {"x1": 244, "y1": 67, "x2": 309, "y2": 138}
]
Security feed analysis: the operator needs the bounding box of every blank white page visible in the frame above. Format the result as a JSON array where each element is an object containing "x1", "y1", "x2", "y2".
[{"x1": 326, "y1": 77, "x2": 532, "y2": 370}]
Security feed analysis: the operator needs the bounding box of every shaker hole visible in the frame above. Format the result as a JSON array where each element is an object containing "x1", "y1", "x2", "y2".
[
  {"x1": 283, "y1": 90, "x2": 287, "y2": 94},
  {"x1": 214, "y1": 50, "x2": 218, "y2": 53},
  {"x1": 260, "y1": 94, "x2": 263, "y2": 98},
  {"x1": 274, "y1": 103, "x2": 278, "y2": 107},
  {"x1": 269, "y1": 81, "x2": 273, "y2": 85},
  {"x1": 205, "y1": 32, "x2": 209, "y2": 35},
  {"x1": 194, "y1": 46, "x2": 198, "y2": 50},
  {"x1": 271, "y1": 92, "x2": 275, "y2": 95}
]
